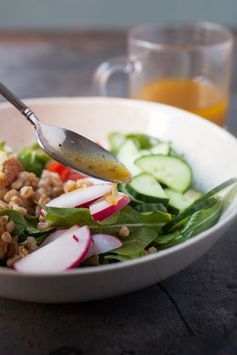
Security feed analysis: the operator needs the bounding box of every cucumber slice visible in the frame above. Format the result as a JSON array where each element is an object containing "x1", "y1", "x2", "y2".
[
  {"x1": 188, "y1": 178, "x2": 237, "y2": 210},
  {"x1": 150, "y1": 142, "x2": 170, "y2": 155},
  {"x1": 163, "y1": 197, "x2": 218, "y2": 233},
  {"x1": 139, "y1": 149, "x2": 151, "y2": 157},
  {"x1": 117, "y1": 139, "x2": 141, "y2": 176},
  {"x1": 126, "y1": 173, "x2": 169, "y2": 203},
  {"x1": 135, "y1": 155, "x2": 192, "y2": 193},
  {"x1": 163, "y1": 178, "x2": 237, "y2": 232},
  {"x1": 108, "y1": 132, "x2": 125, "y2": 153},
  {"x1": 126, "y1": 134, "x2": 160, "y2": 149},
  {"x1": 165, "y1": 188, "x2": 202, "y2": 214},
  {"x1": 119, "y1": 183, "x2": 144, "y2": 204},
  {"x1": 134, "y1": 203, "x2": 167, "y2": 212}
]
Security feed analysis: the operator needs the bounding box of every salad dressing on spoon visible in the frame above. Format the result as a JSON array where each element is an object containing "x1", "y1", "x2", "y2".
[{"x1": 0, "y1": 82, "x2": 131, "y2": 184}]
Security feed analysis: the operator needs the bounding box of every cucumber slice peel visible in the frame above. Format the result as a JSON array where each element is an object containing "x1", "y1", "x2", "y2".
[
  {"x1": 126, "y1": 173, "x2": 169, "y2": 204},
  {"x1": 163, "y1": 196, "x2": 218, "y2": 233},
  {"x1": 135, "y1": 155, "x2": 192, "y2": 193},
  {"x1": 134, "y1": 203, "x2": 167, "y2": 213}
]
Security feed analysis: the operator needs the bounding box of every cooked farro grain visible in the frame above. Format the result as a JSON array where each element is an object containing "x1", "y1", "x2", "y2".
[
  {"x1": 119, "y1": 225, "x2": 130, "y2": 238},
  {"x1": 64, "y1": 180, "x2": 77, "y2": 193},
  {"x1": 10, "y1": 203, "x2": 28, "y2": 216},
  {"x1": 0, "y1": 188, "x2": 7, "y2": 200},
  {"x1": 37, "y1": 193, "x2": 50, "y2": 205},
  {"x1": 147, "y1": 246, "x2": 157, "y2": 254},
  {"x1": 2, "y1": 231, "x2": 12, "y2": 243},
  {"x1": 6, "y1": 220, "x2": 15, "y2": 233},
  {"x1": 10, "y1": 195, "x2": 26, "y2": 207},
  {"x1": 20, "y1": 186, "x2": 34, "y2": 199},
  {"x1": 0, "y1": 239, "x2": 8, "y2": 259},
  {"x1": 18, "y1": 246, "x2": 28, "y2": 258},
  {"x1": 4, "y1": 189, "x2": 18, "y2": 203},
  {"x1": 0, "y1": 200, "x2": 8, "y2": 209},
  {"x1": 11, "y1": 171, "x2": 39, "y2": 190},
  {"x1": 25, "y1": 237, "x2": 38, "y2": 252},
  {"x1": 76, "y1": 179, "x2": 93, "y2": 189}
]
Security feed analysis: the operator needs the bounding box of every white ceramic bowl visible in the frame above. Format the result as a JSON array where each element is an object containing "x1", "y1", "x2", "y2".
[{"x1": 0, "y1": 97, "x2": 237, "y2": 303}]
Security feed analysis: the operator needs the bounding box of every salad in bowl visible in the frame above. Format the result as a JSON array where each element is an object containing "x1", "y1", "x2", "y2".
[
  {"x1": 0, "y1": 97, "x2": 236, "y2": 303},
  {"x1": 0, "y1": 131, "x2": 235, "y2": 273}
]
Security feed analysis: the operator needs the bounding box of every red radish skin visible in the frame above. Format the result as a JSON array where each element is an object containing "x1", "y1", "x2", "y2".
[
  {"x1": 89, "y1": 193, "x2": 130, "y2": 222},
  {"x1": 76, "y1": 198, "x2": 99, "y2": 208},
  {"x1": 46, "y1": 184, "x2": 112, "y2": 208},
  {"x1": 14, "y1": 225, "x2": 91, "y2": 273}
]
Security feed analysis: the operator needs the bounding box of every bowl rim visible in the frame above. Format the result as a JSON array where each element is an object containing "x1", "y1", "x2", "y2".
[{"x1": 0, "y1": 96, "x2": 236, "y2": 278}]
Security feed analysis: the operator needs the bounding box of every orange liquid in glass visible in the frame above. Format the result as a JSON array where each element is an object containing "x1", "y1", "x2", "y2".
[{"x1": 136, "y1": 78, "x2": 227, "y2": 126}]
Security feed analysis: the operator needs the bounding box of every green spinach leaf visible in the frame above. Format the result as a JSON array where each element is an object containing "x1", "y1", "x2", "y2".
[
  {"x1": 105, "y1": 227, "x2": 158, "y2": 260},
  {"x1": 18, "y1": 144, "x2": 50, "y2": 176},
  {"x1": 45, "y1": 206, "x2": 98, "y2": 228}
]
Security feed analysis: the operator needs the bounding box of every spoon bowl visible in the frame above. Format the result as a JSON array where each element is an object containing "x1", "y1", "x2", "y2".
[
  {"x1": 0, "y1": 82, "x2": 131, "y2": 183},
  {"x1": 36, "y1": 120, "x2": 131, "y2": 183}
]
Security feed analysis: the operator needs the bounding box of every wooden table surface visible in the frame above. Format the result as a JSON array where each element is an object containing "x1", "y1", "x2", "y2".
[{"x1": 0, "y1": 31, "x2": 237, "y2": 355}]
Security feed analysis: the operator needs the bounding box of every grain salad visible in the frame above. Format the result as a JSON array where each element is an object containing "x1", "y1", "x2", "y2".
[{"x1": 0, "y1": 134, "x2": 235, "y2": 273}]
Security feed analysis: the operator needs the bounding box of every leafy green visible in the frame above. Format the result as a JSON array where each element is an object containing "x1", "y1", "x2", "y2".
[
  {"x1": 45, "y1": 206, "x2": 98, "y2": 228},
  {"x1": 45, "y1": 205, "x2": 171, "y2": 234},
  {"x1": 0, "y1": 140, "x2": 13, "y2": 154},
  {"x1": 18, "y1": 143, "x2": 51, "y2": 176},
  {"x1": 0, "y1": 209, "x2": 52, "y2": 242},
  {"x1": 126, "y1": 133, "x2": 160, "y2": 149},
  {"x1": 105, "y1": 227, "x2": 158, "y2": 260},
  {"x1": 82, "y1": 255, "x2": 100, "y2": 266},
  {"x1": 155, "y1": 199, "x2": 222, "y2": 249},
  {"x1": 181, "y1": 198, "x2": 222, "y2": 239}
]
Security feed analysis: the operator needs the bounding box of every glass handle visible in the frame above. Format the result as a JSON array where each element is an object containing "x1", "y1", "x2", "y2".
[{"x1": 93, "y1": 56, "x2": 136, "y2": 96}]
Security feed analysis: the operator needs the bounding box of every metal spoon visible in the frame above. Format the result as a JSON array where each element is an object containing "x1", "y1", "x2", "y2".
[{"x1": 0, "y1": 82, "x2": 131, "y2": 183}]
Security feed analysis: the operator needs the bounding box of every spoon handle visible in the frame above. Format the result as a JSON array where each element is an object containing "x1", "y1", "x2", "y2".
[{"x1": 0, "y1": 81, "x2": 38, "y2": 126}]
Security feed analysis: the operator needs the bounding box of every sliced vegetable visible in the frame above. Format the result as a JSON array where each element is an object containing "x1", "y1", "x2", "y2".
[
  {"x1": 135, "y1": 155, "x2": 192, "y2": 193},
  {"x1": 119, "y1": 183, "x2": 144, "y2": 204},
  {"x1": 162, "y1": 197, "x2": 218, "y2": 233},
  {"x1": 85, "y1": 234, "x2": 122, "y2": 259},
  {"x1": 40, "y1": 229, "x2": 67, "y2": 247},
  {"x1": 134, "y1": 203, "x2": 167, "y2": 213},
  {"x1": 46, "y1": 184, "x2": 112, "y2": 208},
  {"x1": 150, "y1": 142, "x2": 170, "y2": 155},
  {"x1": 126, "y1": 133, "x2": 160, "y2": 149},
  {"x1": 126, "y1": 173, "x2": 168, "y2": 203},
  {"x1": 108, "y1": 132, "x2": 125, "y2": 154},
  {"x1": 165, "y1": 188, "x2": 202, "y2": 214},
  {"x1": 117, "y1": 139, "x2": 141, "y2": 176},
  {"x1": 89, "y1": 192, "x2": 130, "y2": 222},
  {"x1": 14, "y1": 225, "x2": 91, "y2": 273},
  {"x1": 188, "y1": 178, "x2": 237, "y2": 210},
  {"x1": 47, "y1": 161, "x2": 85, "y2": 181}
]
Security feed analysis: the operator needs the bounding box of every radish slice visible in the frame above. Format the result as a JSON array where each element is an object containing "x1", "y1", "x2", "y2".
[
  {"x1": 85, "y1": 177, "x2": 111, "y2": 185},
  {"x1": 40, "y1": 229, "x2": 67, "y2": 247},
  {"x1": 84, "y1": 234, "x2": 122, "y2": 260},
  {"x1": 89, "y1": 192, "x2": 130, "y2": 222},
  {"x1": 92, "y1": 234, "x2": 122, "y2": 255},
  {"x1": 14, "y1": 225, "x2": 91, "y2": 273},
  {"x1": 46, "y1": 184, "x2": 112, "y2": 208}
]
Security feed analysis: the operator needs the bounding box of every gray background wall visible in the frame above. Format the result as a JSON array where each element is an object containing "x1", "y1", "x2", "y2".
[{"x1": 0, "y1": 0, "x2": 236, "y2": 30}]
